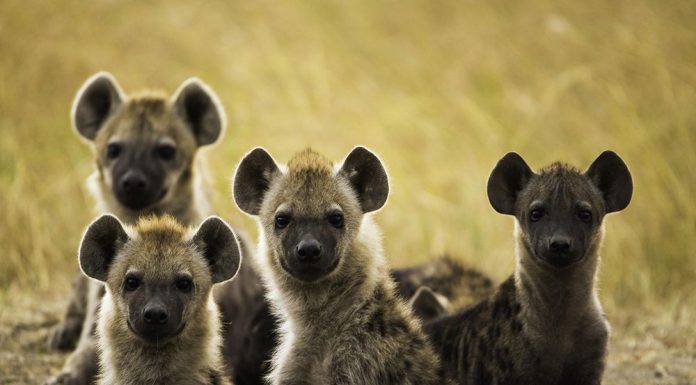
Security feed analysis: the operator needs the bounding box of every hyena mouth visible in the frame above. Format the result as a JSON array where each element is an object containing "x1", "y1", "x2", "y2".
[
  {"x1": 127, "y1": 320, "x2": 186, "y2": 343},
  {"x1": 117, "y1": 187, "x2": 169, "y2": 210},
  {"x1": 278, "y1": 254, "x2": 341, "y2": 283},
  {"x1": 534, "y1": 247, "x2": 586, "y2": 269}
]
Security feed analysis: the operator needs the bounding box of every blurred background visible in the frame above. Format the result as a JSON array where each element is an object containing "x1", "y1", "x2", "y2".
[{"x1": 0, "y1": 0, "x2": 694, "y2": 383}]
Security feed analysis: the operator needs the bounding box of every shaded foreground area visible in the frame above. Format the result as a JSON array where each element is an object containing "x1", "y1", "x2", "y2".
[{"x1": 1, "y1": 287, "x2": 693, "y2": 385}]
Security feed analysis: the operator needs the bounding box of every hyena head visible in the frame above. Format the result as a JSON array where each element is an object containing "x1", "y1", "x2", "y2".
[
  {"x1": 79, "y1": 214, "x2": 240, "y2": 344},
  {"x1": 487, "y1": 151, "x2": 632, "y2": 268},
  {"x1": 233, "y1": 147, "x2": 389, "y2": 283},
  {"x1": 72, "y1": 72, "x2": 225, "y2": 210}
]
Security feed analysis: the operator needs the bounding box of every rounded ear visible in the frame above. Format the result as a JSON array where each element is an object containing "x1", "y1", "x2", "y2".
[
  {"x1": 79, "y1": 214, "x2": 129, "y2": 282},
  {"x1": 487, "y1": 152, "x2": 534, "y2": 215},
  {"x1": 233, "y1": 147, "x2": 281, "y2": 216},
  {"x1": 72, "y1": 72, "x2": 124, "y2": 141},
  {"x1": 584, "y1": 151, "x2": 633, "y2": 213},
  {"x1": 338, "y1": 146, "x2": 389, "y2": 213},
  {"x1": 408, "y1": 286, "x2": 450, "y2": 321},
  {"x1": 192, "y1": 217, "x2": 241, "y2": 284},
  {"x1": 171, "y1": 78, "x2": 226, "y2": 147}
]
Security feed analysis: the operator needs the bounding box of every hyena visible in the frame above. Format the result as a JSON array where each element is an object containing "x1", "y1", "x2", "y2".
[
  {"x1": 78, "y1": 215, "x2": 239, "y2": 385},
  {"x1": 392, "y1": 255, "x2": 494, "y2": 317},
  {"x1": 46, "y1": 72, "x2": 262, "y2": 385},
  {"x1": 233, "y1": 147, "x2": 443, "y2": 385},
  {"x1": 424, "y1": 151, "x2": 633, "y2": 385}
]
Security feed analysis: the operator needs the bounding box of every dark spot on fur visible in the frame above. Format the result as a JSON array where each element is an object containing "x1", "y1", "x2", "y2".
[{"x1": 511, "y1": 319, "x2": 523, "y2": 334}]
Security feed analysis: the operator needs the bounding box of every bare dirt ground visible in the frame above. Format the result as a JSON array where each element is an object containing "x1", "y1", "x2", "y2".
[{"x1": 1, "y1": 287, "x2": 693, "y2": 385}]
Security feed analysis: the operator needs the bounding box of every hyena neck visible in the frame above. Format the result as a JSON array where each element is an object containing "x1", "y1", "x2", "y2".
[
  {"x1": 266, "y1": 217, "x2": 387, "y2": 333},
  {"x1": 98, "y1": 294, "x2": 223, "y2": 385},
  {"x1": 513, "y1": 233, "x2": 603, "y2": 336},
  {"x1": 88, "y1": 168, "x2": 209, "y2": 226}
]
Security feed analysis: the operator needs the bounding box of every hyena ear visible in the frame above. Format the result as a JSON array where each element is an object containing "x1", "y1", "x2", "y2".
[
  {"x1": 192, "y1": 217, "x2": 241, "y2": 284},
  {"x1": 79, "y1": 214, "x2": 129, "y2": 282},
  {"x1": 408, "y1": 286, "x2": 450, "y2": 322},
  {"x1": 172, "y1": 78, "x2": 226, "y2": 147},
  {"x1": 585, "y1": 151, "x2": 633, "y2": 213},
  {"x1": 487, "y1": 152, "x2": 534, "y2": 215},
  {"x1": 72, "y1": 72, "x2": 124, "y2": 141},
  {"x1": 339, "y1": 146, "x2": 389, "y2": 213},
  {"x1": 233, "y1": 147, "x2": 281, "y2": 215}
]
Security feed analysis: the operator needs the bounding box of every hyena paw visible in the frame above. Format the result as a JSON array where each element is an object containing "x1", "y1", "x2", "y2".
[
  {"x1": 48, "y1": 318, "x2": 82, "y2": 351},
  {"x1": 43, "y1": 371, "x2": 89, "y2": 385}
]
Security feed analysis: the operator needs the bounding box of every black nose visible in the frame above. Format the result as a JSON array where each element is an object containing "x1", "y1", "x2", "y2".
[
  {"x1": 549, "y1": 236, "x2": 572, "y2": 253},
  {"x1": 120, "y1": 171, "x2": 148, "y2": 193},
  {"x1": 296, "y1": 238, "x2": 322, "y2": 263},
  {"x1": 143, "y1": 306, "x2": 168, "y2": 325}
]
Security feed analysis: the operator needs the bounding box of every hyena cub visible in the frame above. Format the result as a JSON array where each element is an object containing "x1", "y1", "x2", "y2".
[
  {"x1": 393, "y1": 255, "x2": 495, "y2": 319},
  {"x1": 233, "y1": 147, "x2": 443, "y2": 385},
  {"x1": 425, "y1": 151, "x2": 633, "y2": 385},
  {"x1": 79, "y1": 214, "x2": 240, "y2": 385},
  {"x1": 47, "y1": 72, "x2": 240, "y2": 385}
]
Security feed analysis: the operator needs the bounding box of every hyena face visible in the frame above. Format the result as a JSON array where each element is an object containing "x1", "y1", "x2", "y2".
[
  {"x1": 79, "y1": 215, "x2": 241, "y2": 343},
  {"x1": 488, "y1": 151, "x2": 632, "y2": 268},
  {"x1": 72, "y1": 72, "x2": 225, "y2": 210},
  {"x1": 233, "y1": 147, "x2": 389, "y2": 282}
]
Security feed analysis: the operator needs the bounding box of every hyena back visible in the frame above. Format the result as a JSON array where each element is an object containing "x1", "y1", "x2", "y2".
[
  {"x1": 425, "y1": 151, "x2": 632, "y2": 385},
  {"x1": 233, "y1": 147, "x2": 444, "y2": 385}
]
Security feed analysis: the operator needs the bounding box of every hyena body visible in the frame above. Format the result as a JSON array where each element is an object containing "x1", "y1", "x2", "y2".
[
  {"x1": 233, "y1": 147, "x2": 443, "y2": 385},
  {"x1": 46, "y1": 73, "x2": 262, "y2": 385},
  {"x1": 425, "y1": 151, "x2": 633, "y2": 385},
  {"x1": 392, "y1": 255, "x2": 494, "y2": 315},
  {"x1": 79, "y1": 215, "x2": 239, "y2": 385}
]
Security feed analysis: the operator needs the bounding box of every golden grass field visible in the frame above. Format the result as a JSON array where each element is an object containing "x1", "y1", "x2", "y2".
[{"x1": 0, "y1": 0, "x2": 694, "y2": 383}]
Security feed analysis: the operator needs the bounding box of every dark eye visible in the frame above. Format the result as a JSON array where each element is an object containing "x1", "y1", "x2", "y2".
[
  {"x1": 578, "y1": 209, "x2": 592, "y2": 222},
  {"x1": 530, "y1": 209, "x2": 545, "y2": 222},
  {"x1": 157, "y1": 145, "x2": 176, "y2": 161},
  {"x1": 275, "y1": 214, "x2": 290, "y2": 229},
  {"x1": 106, "y1": 143, "x2": 121, "y2": 159},
  {"x1": 175, "y1": 278, "x2": 193, "y2": 293},
  {"x1": 328, "y1": 213, "x2": 344, "y2": 228},
  {"x1": 124, "y1": 277, "x2": 140, "y2": 291}
]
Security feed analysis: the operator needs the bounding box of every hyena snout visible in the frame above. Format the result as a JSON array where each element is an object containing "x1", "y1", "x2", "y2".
[
  {"x1": 113, "y1": 167, "x2": 167, "y2": 210},
  {"x1": 541, "y1": 232, "x2": 580, "y2": 267},
  {"x1": 295, "y1": 235, "x2": 322, "y2": 263},
  {"x1": 142, "y1": 301, "x2": 169, "y2": 325},
  {"x1": 548, "y1": 234, "x2": 572, "y2": 254},
  {"x1": 282, "y1": 231, "x2": 339, "y2": 282},
  {"x1": 129, "y1": 294, "x2": 184, "y2": 342},
  {"x1": 119, "y1": 170, "x2": 149, "y2": 194}
]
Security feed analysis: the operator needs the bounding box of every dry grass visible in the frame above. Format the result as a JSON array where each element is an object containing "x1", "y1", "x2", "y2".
[{"x1": 0, "y1": 0, "x2": 694, "y2": 337}]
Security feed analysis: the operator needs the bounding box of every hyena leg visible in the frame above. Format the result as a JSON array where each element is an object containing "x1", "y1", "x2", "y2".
[
  {"x1": 49, "y1": 272, "x2": 89, "y2": 350},
  {"x1": 44, "y1": 281, "x2": 104, "y2": 385}
]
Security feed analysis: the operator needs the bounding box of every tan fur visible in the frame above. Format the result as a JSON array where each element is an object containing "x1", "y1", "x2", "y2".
[
  {"x1": 46, "y1": 73, "x2": 256, "y2": 385},
  {"x1": 86, "y1": 93, "x2": 212, "y2": 224},
  {"x1": 242, "y1": 148, "x2": 443, "y2": 385},
  {"x1": 93, "y1": 216, "x2": 230, "y2": 385}
]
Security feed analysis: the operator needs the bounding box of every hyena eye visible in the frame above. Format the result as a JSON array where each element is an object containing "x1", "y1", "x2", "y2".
[
  {"x1": 578, "y1": 209, "x2": 592, "y2": 222},
  {"x1": 275, "y1": 214, "x2": 291, "y2": 229},
  {"x1": 529, "y1": 209, "x2": 545, "y2": 222},
  {"x1": 156, "y1": 145, "x2": 176, "y2": 161},
  {"x1": 328, "y1": 213, "x2": 344, "y2": 229},
  {"x1": 106, "y1": 143, "x2": 121, "y2": 159},
  {"x1": 124, "y1": 277, "x2": 140, "y2": 291},
  {"x1": 175, "y1": 278, "x2": 193, "y2": 293}
]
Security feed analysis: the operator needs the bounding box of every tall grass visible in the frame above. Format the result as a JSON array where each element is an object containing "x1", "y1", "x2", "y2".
[{"x1": 0, "y1": 0, "x2": 694, "y2": 324}]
